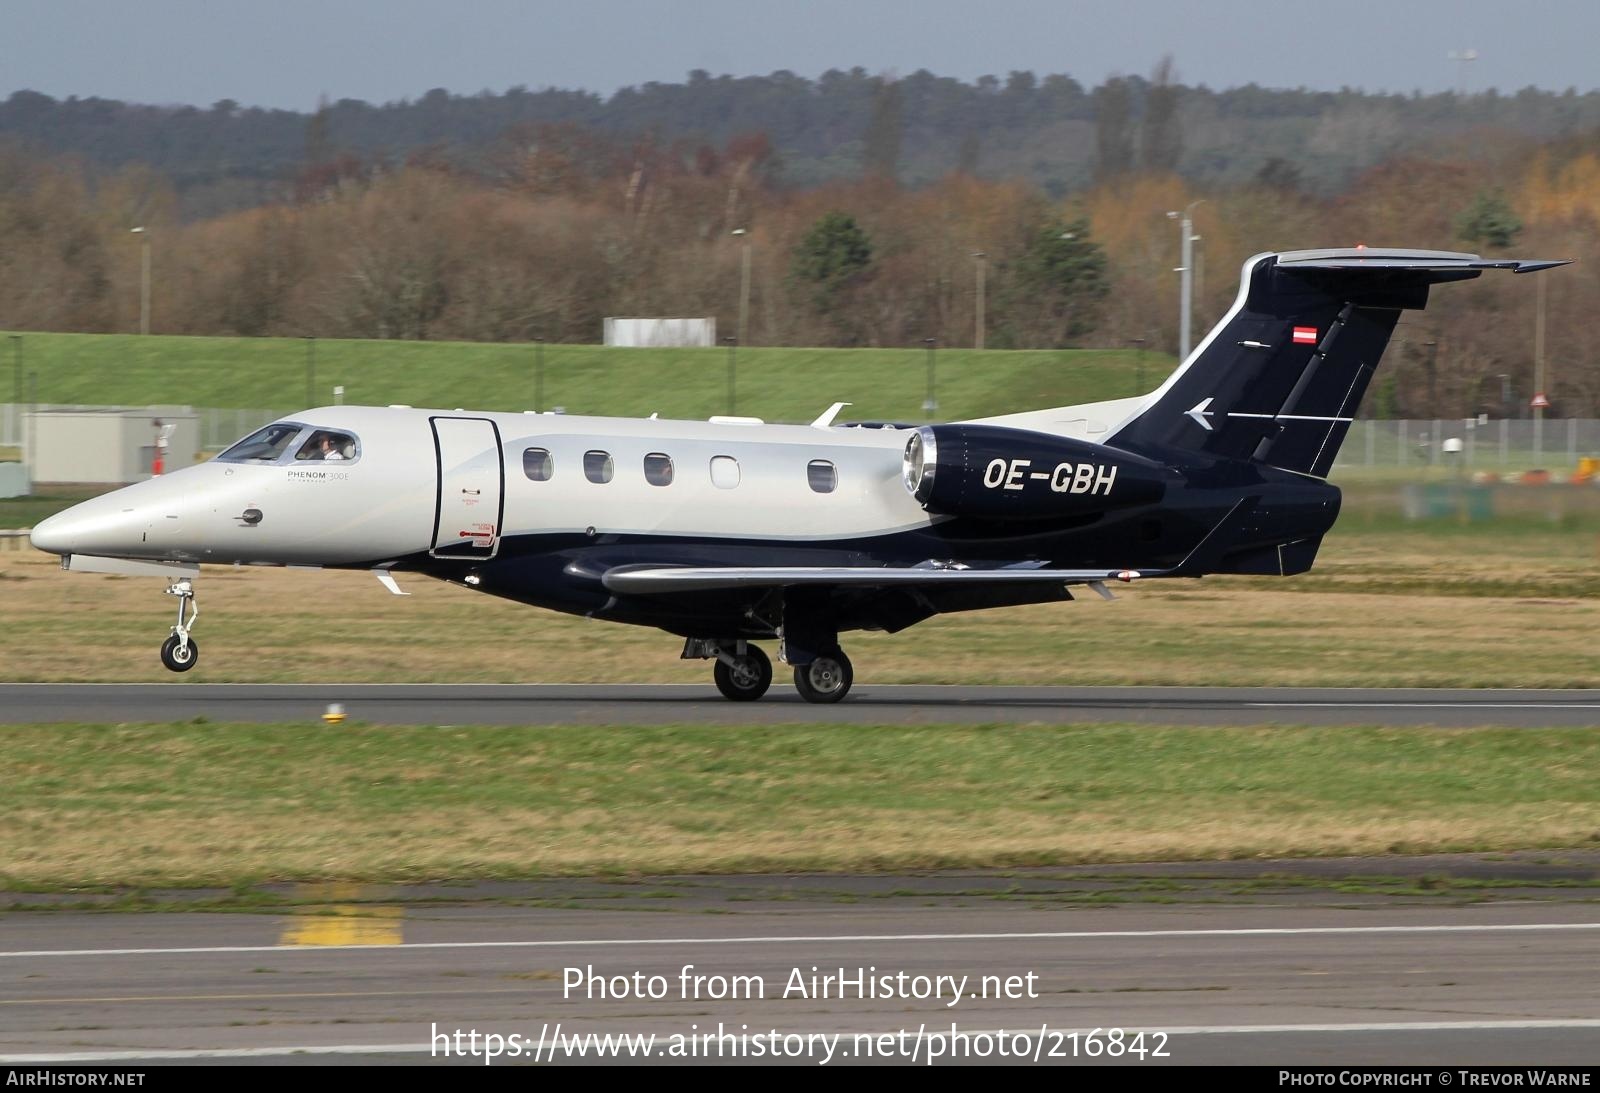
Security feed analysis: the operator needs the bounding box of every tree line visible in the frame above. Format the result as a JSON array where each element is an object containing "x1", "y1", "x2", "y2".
[
  {"x1": 3, "y1": 68, "x2": 1600, "y2": 417},
  {"x1": 6, "y1": 65, "x2": 1600, "y2": 217}
]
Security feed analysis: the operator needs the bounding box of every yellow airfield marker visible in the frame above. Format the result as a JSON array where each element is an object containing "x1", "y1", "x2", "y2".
[{"x1": 322, "y1": 703, "x2": 346, "y2": 724}]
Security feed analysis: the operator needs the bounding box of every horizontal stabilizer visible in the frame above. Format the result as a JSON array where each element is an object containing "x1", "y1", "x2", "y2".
[{"x1": 1274, "y1": 248, "x2": 1570, "y2": 275}]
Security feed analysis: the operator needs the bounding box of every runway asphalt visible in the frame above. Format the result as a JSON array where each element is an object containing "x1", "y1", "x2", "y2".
[
  {"x1": 1, "y1": 683, "x2": 1598, "y2": 726},
  {"x1": 4, "y1": 855, "x2": 1600, "y2": 1066},
  {"x1": 5, "y1": 685, "x2": 1598, "y2": 1065}
]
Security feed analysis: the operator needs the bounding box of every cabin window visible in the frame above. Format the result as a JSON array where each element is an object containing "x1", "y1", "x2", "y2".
[
  {"x1": 292, "y1": 429, "x2": 359, "y2": 463},
  {"x1": 583, "y1": 450, "x2": 614, "y2": 484},
  {"x1": 807, "y1": 459, "x2": 837, "y2": 494},
  {"x1": 709, "y1": 455, "x2": 740, "y2": 489},
  {"x1": 523, "y1": 448, "x2": 554, "y2": 482},
  {"x1": 643, "y1": 452, "x2": 674, "y2": 486},
  {"x1": 217, "y1": 422, "x2": 305, "y2": 464}
]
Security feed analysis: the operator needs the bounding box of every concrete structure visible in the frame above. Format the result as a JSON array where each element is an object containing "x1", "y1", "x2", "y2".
[
  {"x1": 25, "y1": 407, "x2": 199, "y2": 485},
  {"x1": 603, "y1": 317, "x2": 716, "y2": 347},
  {"x1": 0, "y1": 462, "x2": 28, "y2": 498}
]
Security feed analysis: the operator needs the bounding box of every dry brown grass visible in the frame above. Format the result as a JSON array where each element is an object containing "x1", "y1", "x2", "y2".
[
  {"x1": 4, "y1": 721, "x2": 1598, "y2": 887},
  {"x1": 13, "y1": 807, "x2": 1600, "y2": 888},
  {"x1": 2, "y1": 523, "x2": 1598, "y2": 686}
]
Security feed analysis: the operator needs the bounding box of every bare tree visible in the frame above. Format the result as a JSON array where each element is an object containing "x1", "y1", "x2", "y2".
[{"x1": 1141, "y1": 57, "x2": 1183, "y2": 172}]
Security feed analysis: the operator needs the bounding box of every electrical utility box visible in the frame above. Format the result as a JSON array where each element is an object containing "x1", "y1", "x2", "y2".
[{"x1": 25, "y1": 407, "x2": 199, "y2": 484}]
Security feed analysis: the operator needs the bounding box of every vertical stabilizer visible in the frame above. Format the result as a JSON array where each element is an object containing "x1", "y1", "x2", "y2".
[{"x1": 1108, "y1": 248, "x2": 1569, "y2": 477}]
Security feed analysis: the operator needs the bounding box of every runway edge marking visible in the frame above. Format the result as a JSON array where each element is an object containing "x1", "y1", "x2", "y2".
[{"x1": 8, "y1": 921, "x2": 1600, "y2": 959}]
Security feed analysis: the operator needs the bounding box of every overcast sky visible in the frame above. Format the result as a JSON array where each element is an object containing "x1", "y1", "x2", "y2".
[{"x1": 9, "y1": 0, "x2": 1599, "y2": 111}]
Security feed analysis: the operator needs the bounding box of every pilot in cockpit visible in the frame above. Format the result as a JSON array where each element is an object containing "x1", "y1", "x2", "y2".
[{"x1": 294, "y1": 430, "x2": 352, "y2": 461}]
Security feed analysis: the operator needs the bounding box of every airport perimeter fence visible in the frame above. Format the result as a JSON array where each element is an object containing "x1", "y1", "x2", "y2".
[
  {"x1": 1, "y1": 404, "x2": 285, "y2": 453},
  {"x1": 4, "y1": 406, "x2": 1600, "y2": 474},
  {"x1": 1330, "y1": 418, "x2": 1600, "y2": 475}
]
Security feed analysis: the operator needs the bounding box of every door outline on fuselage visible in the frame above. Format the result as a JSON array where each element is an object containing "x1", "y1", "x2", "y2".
[{"x1": 429, "y1": 416, "x2": 505, "y2": 561}]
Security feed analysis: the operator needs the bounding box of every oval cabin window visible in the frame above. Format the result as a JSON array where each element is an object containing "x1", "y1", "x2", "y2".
[
  {"x1": 709, "y1": 455, "x2": 740, "y2": 489},
  {"x1": 584, "y1": 450, "x2": 614, "y2": 484},
  {"x1": 807, "y1": 459, "x2": 837, "y2": 493},
  {"x1": 523, "y1": 448, "x2": 553, "y2": 482},
  {"x1": 643, "y1": 452, "x2": 674, "y2": 486}
]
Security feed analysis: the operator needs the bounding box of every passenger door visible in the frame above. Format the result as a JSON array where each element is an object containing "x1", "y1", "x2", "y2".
[{"x1": 430, "y1": 416, "x2": 503, "y2": 560}]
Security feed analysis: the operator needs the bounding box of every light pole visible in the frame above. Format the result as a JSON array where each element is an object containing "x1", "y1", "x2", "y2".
[
  {"x1": 10, "y1": 335, "x2": 20, "y2": 405},
  {"x1": 534, "y1": 336, "x2": 546, "y2": 412},
  {"x1": 1449, "y1": 48, "x2": 1479, "y2": 97},
  {"x1": 130, "y1": 226, "x2": 151, "y2": 335},
  {"x1": 1423, "y1": 340, "x2": 1439, "y2": 412},
  {"x1": 304, "y1": 337, "x2": 316, "y2": 408},
  {"x1": 1127, "y1": 337, "x2": 1148, "y2": 395},
  {"x1": 724, "y1": 335, "x2": 737, "y2": 415},
  {"x1": 731, "y1": 228, "x2": 752, "y2": 347},
  {"x1": 1166, "y1": 201, "x2": 1203, "y2": 361},
  {"x1": 972, "y1": 252, "x2": 987, "y2": 350},
  {"x1": 922, "y1": 337, "x2": 937, "y2": 414},
  {"x1": 1533, "y1": 271, "x2": 1548, "y2": 468},
  {"x1": 26, "y1": 370, "x2": 36, "y2": 483}
]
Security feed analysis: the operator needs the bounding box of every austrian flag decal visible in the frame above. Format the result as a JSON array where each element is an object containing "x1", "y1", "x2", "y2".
[{"x1": 1292, "y1": 326, "x2": 1318, "y2": 345}]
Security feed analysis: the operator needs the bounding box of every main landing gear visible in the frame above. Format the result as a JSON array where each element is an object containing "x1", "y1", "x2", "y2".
[
  {"x1": 684, "y1": 639, "x2": 854, "y2": 704},
  {"x1": 792, "y1": 649, "x2": 853, "y2": 705},
  {"x1": 712, "y1": 644, "x2": 773, "y2": 702},
  {"x1": 159, "y1": 578, "x2": 200, "y2": 673}
]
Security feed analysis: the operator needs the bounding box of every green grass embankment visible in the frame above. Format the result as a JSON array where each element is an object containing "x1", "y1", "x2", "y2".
[
  {"x1": 3, "y1": 721, "x2": 1597, "y2": 889},
  {"x1": 2, "y1": 332, "x2": 1163, "y2": 423}
]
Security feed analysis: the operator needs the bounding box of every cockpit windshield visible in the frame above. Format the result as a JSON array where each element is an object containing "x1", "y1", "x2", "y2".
[{"x1": 217, "y1": 422, "x2": 306, "y2": 464}]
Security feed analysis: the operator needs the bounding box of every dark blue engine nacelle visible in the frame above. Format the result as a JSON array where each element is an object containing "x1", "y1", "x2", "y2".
[{"x1": 901, "y1": 423, "x2": 1173, "y2": 522}]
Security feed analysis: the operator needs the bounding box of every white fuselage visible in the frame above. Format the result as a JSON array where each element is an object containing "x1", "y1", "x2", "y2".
[{"x1": 29, "y1": 406, "x2": 954, "y2": 567}]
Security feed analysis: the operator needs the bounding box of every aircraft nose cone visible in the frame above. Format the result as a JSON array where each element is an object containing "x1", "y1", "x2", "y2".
[{"x1": 28, "y1": 510, "x2": 74, "y2": 556}]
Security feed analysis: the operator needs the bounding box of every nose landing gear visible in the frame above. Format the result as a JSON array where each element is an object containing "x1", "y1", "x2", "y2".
[
  {"x1": 713, "y1": 644, "x2": 773, "y2": 702},
  {"x1": 159, "y1": 579, "x2": 200, "y2": 672},
  {"x1": 684, "y1": 638, "x2": 773, "y2": 701}
]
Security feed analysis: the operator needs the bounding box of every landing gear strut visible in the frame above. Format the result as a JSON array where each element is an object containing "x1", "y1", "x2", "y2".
[{"x1": 159, "y1": 579, "x2": 200, "y2": 673}]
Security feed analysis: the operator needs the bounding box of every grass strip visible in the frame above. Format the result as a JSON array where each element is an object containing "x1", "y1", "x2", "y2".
[{"x1": 3, "y1": 721, "x2": 1598, "y2": 890}]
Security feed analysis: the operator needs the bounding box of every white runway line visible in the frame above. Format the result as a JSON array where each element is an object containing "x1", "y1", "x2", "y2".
[
  {"x1": 7, "y1": 921, "x2": 1600, "y2": 959},
  {"x1": 1247, "y1": 702, "x2": 1600, "y2": 710}
]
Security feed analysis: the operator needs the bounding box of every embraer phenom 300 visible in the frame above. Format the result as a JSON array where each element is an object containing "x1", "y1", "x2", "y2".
[{"x1": 30, "y1": 248, "x2": 1567, "y2": 702}]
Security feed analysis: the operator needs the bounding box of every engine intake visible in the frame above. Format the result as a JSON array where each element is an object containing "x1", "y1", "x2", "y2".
[{"x1": 902, "y1": 423, "x2": 1171, "y2": 521}]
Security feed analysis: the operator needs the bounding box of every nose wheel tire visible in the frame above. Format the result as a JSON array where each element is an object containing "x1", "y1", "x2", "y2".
[
  {"x1": 160, "y1": 634, "x2": 199, "y2": 673},
  {"x1": 793, "y1": 650, "x2": 853, "y2": 704},
  {"x1": 714, "y1": 646, "x2": 773, "y2": 702}
]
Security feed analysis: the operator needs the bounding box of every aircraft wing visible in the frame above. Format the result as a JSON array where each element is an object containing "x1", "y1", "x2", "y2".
[
  {"x1": 600, "y1": 564, "x2": 1156, "y2": 595},
  {"x1": 596, "y1": 499, "x2": 1258, "y2": 596}
]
